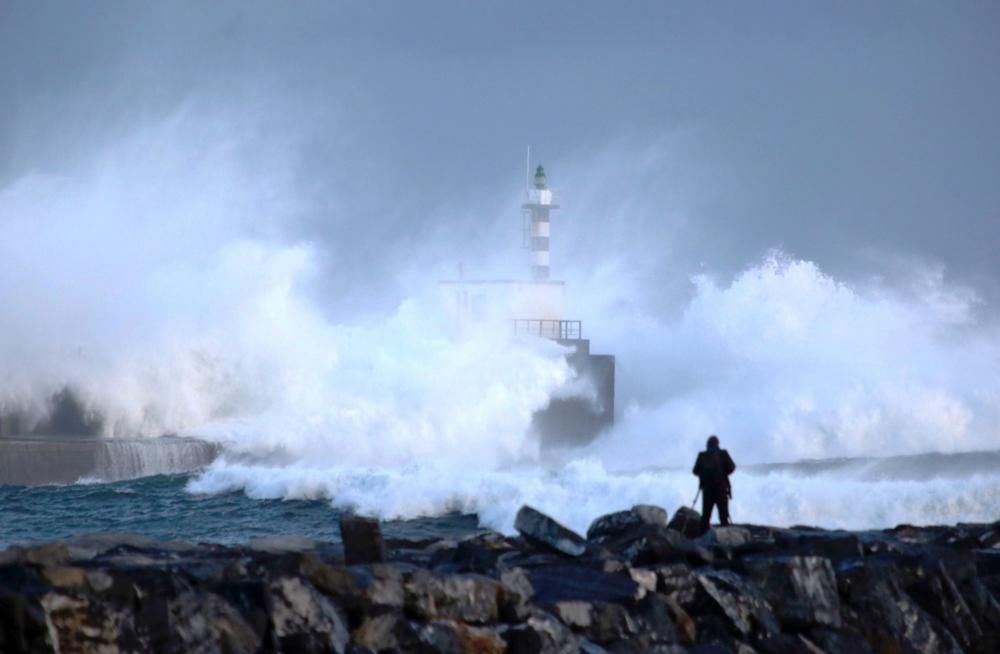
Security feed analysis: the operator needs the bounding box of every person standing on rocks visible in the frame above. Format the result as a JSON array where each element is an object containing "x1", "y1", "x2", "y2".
[{"x1": 692, "y1": 435, "x2": 736, "y2": 534}]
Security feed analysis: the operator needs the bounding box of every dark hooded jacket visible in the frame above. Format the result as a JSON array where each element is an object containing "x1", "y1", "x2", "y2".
[{"x1": 693, "y1": 445, "x2": 736, "y2": 496}]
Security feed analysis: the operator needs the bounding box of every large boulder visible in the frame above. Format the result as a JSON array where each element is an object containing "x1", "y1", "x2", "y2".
[
  {"x1": 667, "y1": 507, "x2": 703, "y2": 540},
  {"x1": 837, "y1": 559, "x2": 963, "y2": 654},
  {"x1": 499, "y1": 567, "x2": 535, "y2": 622},
  {"x1": 339, "y1": 515, "x2": 386, "y2": 565},
  {"x1": 415, "y1": 620, "x2": 507, "y2": 654},
  {"x1": 694, "y1": 569, "x2": 780, "y2": 640},
  {"x1": 607, "y1": 524, "x2": 711, "y2": 567},
  {"x1": 269, "y1": 576, "x2": 350, "y2": 653},
  {"x1": 528, "y1": 565, "x2": 640, "y2": 605},
  {"x1": 699, "y1": 526, "x2": 752, "y2": 550},
  {"x1": 587, "y1": 505, "x2": 668, "y2": 542},
  {"x1": 403, "y1": 569, "x2": 500, "y2": 624},
  {"x1": 905, "y1": 555, "x2": 988, "y2": 652},
  {"x1": 632, "y1": 592, "x2": 680, "y2": 645},
  {"x1": 515, "y1": 506, "x2": 587, "y2": 557},
  {"x1": 352, "y1": 613, "x2": 417, "y2": 652},
  {"x1": 502, "y1": 610, "x2": 580, "y2": 654},
  {"x1": 430, "y1": 574, "x2": 501, "y2": 625},
  {"x1": 652, "y1": 563, "x2": 698, "y2": 607},
  {"x1": 586, "y1": 601, "x2": 637, "y2": 644},
  {"x1": 744, "y1": 556, "x2": 842, "y2": 629},
  {"x1": 791, "y1": 533, "x2": 864, "y2": 563}
]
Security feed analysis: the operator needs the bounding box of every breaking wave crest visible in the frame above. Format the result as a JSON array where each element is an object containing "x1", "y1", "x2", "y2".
[{"x1": 3, "y1": 116, "x2": 999, "y2": 531}]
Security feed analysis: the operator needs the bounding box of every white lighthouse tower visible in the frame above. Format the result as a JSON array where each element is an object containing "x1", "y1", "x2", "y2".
[
  {"x1": 523, "y1": 165, "x2": 558, "y2": 281},
  {"x1": 438, "y1": 159, "x2": 615, "y2": 448}
]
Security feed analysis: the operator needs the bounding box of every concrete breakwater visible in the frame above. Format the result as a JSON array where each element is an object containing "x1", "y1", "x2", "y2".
[
  {"x1": 1, "y1": 504, "x2": 999, "y2": 653},
  {"x1": 0, "y1": 436, "x2": 219, "y2": 486}
]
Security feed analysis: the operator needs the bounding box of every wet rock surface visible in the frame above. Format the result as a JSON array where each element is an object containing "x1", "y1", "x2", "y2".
[{"x1": 1, "y1": 506, "x2": 1000, "y2": 652}]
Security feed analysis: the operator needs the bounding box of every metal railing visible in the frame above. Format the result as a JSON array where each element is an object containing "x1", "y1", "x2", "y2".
[{"x1": 512, "y1": 319, "x2": 582, "y2": 341}]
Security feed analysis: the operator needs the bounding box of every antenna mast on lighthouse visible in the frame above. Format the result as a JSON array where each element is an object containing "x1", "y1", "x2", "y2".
[{"x1": 522, "y1": 164, "x2": 559, "y2": 281}]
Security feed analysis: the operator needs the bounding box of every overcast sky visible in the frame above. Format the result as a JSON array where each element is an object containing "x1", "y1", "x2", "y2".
[{"x1": 3, "y1": 1, "x2": 999, "y2": 311}]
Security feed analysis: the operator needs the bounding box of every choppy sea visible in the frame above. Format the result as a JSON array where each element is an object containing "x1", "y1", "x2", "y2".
[
  {"x1": 3, "y1": 448, "x2": 999, "y2": 549},
  {"x1": 0, "y1": 473, "x2": 483, "y2": 549}
]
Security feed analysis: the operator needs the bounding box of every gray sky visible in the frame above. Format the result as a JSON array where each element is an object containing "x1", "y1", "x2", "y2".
[{"x1": 3, "y1": 1, "x2": 999, "y2": 310}]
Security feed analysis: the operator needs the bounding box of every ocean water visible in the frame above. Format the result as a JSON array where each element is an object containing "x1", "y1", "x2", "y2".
[
  {"x1": 0, "y1": 473, "x2": 482, "y2": 549},
  {"x1": 3, "y1": 448, "x2": 999, "y2": 548}
]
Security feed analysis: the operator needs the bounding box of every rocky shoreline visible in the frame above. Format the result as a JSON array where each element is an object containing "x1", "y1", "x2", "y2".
[{"x1": 1, "y1": 504, "x2": 999, "y2": 653}]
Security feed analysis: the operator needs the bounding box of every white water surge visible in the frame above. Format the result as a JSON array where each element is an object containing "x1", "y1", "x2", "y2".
[
  {"x1": 186, "y1": 253, "x2": 1000, "y2": 533},
  {"x1": 3, "y1": 116, "x2": 999, "y2": 532}
]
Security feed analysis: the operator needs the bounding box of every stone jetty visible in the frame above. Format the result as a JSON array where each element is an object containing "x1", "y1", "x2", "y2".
[{"x1": 1, "y1": 505, "x2": 999, "y2": 653}]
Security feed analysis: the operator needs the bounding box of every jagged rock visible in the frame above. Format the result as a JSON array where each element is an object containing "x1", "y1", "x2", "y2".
[
  {"x1": 515, "y1": 506, "x2": 587, "y2": 557},
  {"x1": 837, "y1": 559, "x2": 963, "y2": 654},
  {"x1": 404, "y1": 568, "x2": 439, "y2": 619},
  {"x1": 654, "y1": 563, "x2": 697, "y2": 605},
  {"x1": 402, "y1": 569, "x2": 499, "y2": 624},
  {"x1": 432, "y1": 537, "x2": 506, "y2": 574},
  {"x1": 350, "y1": 563, "x2": 405, "y2": 614},
  {"x1": 22, "y1": 543, "x2": 71, "y2": 567},
  {"x1": 499, "y1": 566, "x2": 535, "y2": 622},
  {"x1": 977, "y1": 550, "x2": 1000, "y2": 576},
  {"x1": 667, "y1": 507, "x2": 703, "y2": 539},
  {"x1": 415, "y1": 620, "x2": 506, "y2": 653},
  {"x1": 744, "y1": 556, "x2": 842, "y2": 629},
  {"x1": 5, "y1": 510, "x2": 1000, "y2": 653},
  {"x1": 269, "y1": 576, "x2": 350, "y2": 653},
  {"x1": 430, "y1": 574, "x2": 501, "y2": 624},
  {"x1": 352, "y1": 613, "x2": 420, "y2": 651},
  {"x1": 249, "y1": 535, "x2": 322, "y2": 553},
  {"x1": 587, "y1": 601, "x2": 636, "y2": 644},
  {"x1": 807, "y1": 627, "x2": 876, "y2": 653},
  {"x1": 167, "y1": 589, "x2": 262, "y2": 654},
  {"x1": 215, "y1": 578, "x2": 273, "y2": 645},
  {"x1": 37, "y1": 593, "x2": 114, "y2": 654},
  {"x1": 610, "y1": 524, "x2": 712, "y2": 567},
  {"x1": 664, "y1": 594, "x2": 696, "y2": 643},
  {"x1": 41, "y1": 566, "x2": 86, "y2": 588},
  {"x1": 796, "y1": 534, "x2": 863, "y2": 563},
  {"x1": 528, "y1": 565, "x2": 640, "y2": 604},
  {"x1": 300, "y1": 555, "x2": 365, "y2": 608},
  {"x1": 602, "y1": 559, "x2": 627, "y2": 574},
  {"x1": 684, "y1": 643, "x2": 735, "y2": 654},
  {"x1": 634, "y1": 505, "x2": 669, "y2": 527},
  {"x1": 701, "y1": 527, "x2": 752, "y2": 550},
  {"x1": 339, "y1": 515, "x2": 386, "y2": 565},
  {"x1": 551, "y1": 600, "x2": 592, "y2": 628},
  {"x1": 753, "y1": 633, "x2": 825, "y2": 654},
  {"x1": 906, "y1": 555, "x2": 985, "y2": 651},
  {"x1": 979, "y1": 528, "x2": 1000, "y2": 549},
  {"x1": 85, "y1": 570, "x2": 114, "y2": 593},
  {"x1": 633, "y1": 592, "x2": 680, "y2": 644},
  {"x1": 608, "y1": 643, "x2": 687, "y2": 654},
  {"x1": 587, "y1": 505, "x2": 667, "y2": 542},
  {"x1": 695, "y1": 569, "x2": 780, "y2": 640},
  {"x1": 0, "y1": 593, "x2": 53, "y2": 653},
  {"x1": 579, "y1": 638, "x2": 609, "y2": 653},
  {"x1": 502, "y1": 609, "x2": 580, "y2": 653},
  {"x1": 628, "y1": 566, "x2": 657, "y2": 598}
]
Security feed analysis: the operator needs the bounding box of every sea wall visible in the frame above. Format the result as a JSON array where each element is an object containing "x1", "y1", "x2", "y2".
[
  {"x1": 1, "y1": 504, "x2": 998, "y2": 653},
  {"x1": 0, "y1": 436, "x2": 219, "y2": 486}
]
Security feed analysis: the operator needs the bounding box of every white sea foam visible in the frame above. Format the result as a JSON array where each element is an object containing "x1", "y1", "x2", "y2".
[
  {"x1": 186, "y1": 456, "x2": 1000, "y2": 535},
  {"x1": 185, "y1": 252, "x2": 1000, "y2": 532},
  {"x1": 3, "y1": 114, "x2": 1000, "y2": 531}
]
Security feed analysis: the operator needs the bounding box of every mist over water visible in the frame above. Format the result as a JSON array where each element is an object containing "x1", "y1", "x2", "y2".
[{"x1": 3, "y1": 113, "x2": 999, "y2": 534}]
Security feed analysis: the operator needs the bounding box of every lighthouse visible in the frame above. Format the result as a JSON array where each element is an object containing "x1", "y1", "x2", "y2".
[
  {"x1": 523, "y1": 165, "x2": 558, "y2": 281},
  {"x1": 439, "y1": 160, "x2": 615, "y2": 448}
]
